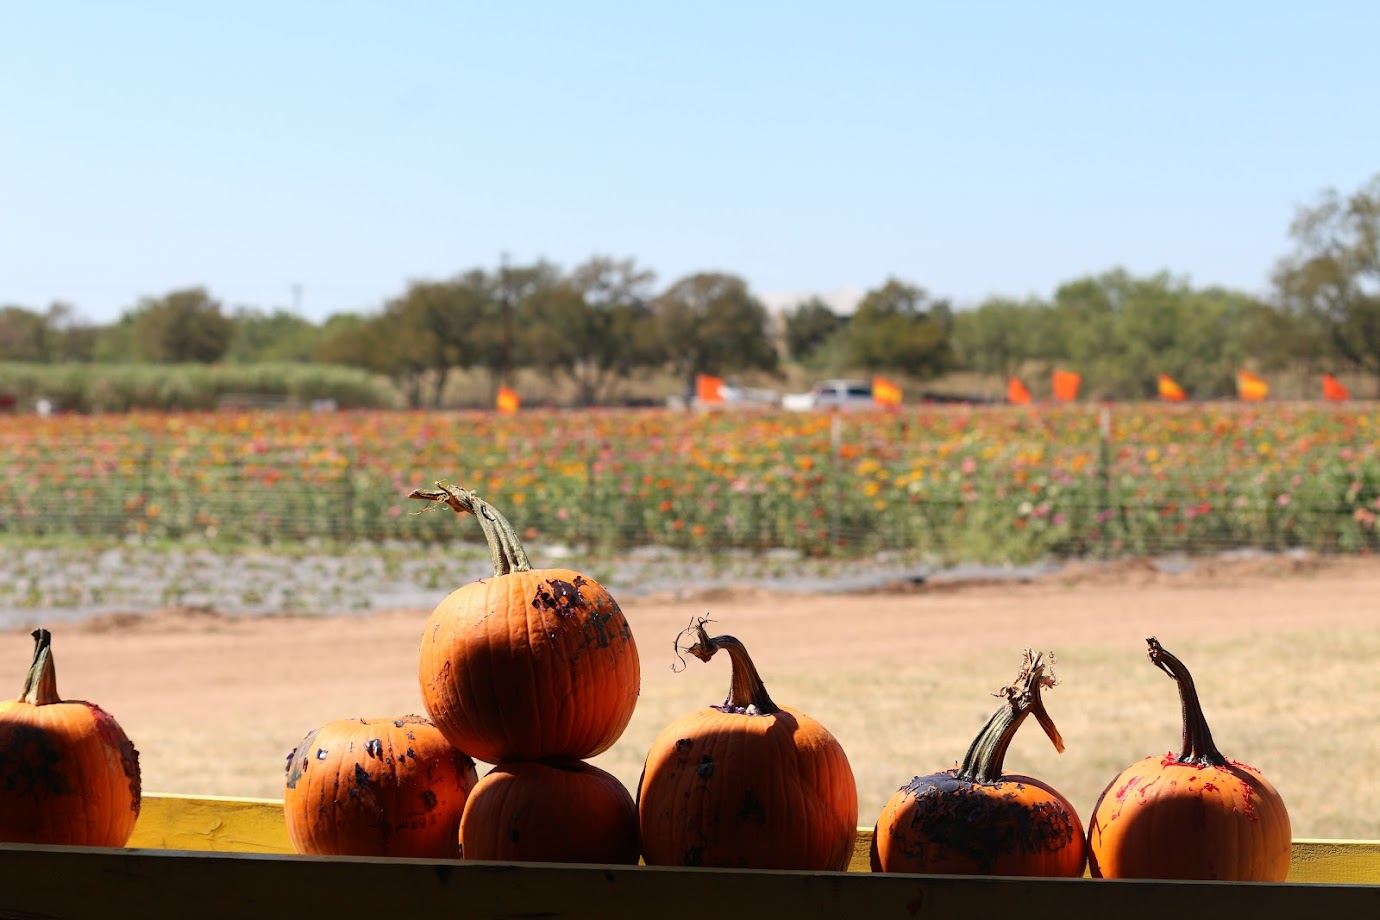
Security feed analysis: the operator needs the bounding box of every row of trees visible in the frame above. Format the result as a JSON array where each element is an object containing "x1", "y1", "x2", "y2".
[{"x1": 3, "y1": 174, "x2": 1377, "y2": 405}]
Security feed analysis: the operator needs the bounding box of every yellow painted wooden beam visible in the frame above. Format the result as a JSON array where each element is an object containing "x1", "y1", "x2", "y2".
[
  {"x1": 128, "y1": 793, "x2": 292, "y2": 853},
  {"x1": 129, "y1": 793, "x2": 1380, "y2": 885}
]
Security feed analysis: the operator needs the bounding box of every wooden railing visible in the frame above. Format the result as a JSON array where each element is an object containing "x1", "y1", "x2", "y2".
[{"x1": 0, "y1": 793, "x2": 1376, "y2": 918}]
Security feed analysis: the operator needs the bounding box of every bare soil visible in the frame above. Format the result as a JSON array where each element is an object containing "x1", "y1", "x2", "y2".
[{"x1": 6, "y1": 554, "x2": 1378, "y2": 839}]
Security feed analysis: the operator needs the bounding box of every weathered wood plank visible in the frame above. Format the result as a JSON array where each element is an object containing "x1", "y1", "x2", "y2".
[{"x1": 1, "y1": 844, "x2": 1378, "y2": 920}]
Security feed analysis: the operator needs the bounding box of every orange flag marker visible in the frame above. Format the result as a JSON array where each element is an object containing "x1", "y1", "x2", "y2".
[
  {"x1": 1322, "y1": 374, "x2": 1350, "y2": 402},
  {"x1": 1235, "y1": 370, "x2": 1269, "y2": 402},
  {"x1": 1157, "y1": 374, "x2": 1187, "y2": 402},
  {"x1": 495, "y1": 386, "x2": 521, "y2": 414},
  {"x1": 1051, "y1": 368, "x2": 1081, "y2": 402},
  {"x1": 695, "y1": 374, "x2": 725, "y2": 404},
  {"x1": 872, "y1": 375, "x2": 902, "y2": 407},
  {"x1": 1006, "y1": 377, "x2": 1032, "y2": 405}
]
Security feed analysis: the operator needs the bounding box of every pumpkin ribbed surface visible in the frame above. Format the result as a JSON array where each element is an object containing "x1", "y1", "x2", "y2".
[
  {"x1": 409, "y1": 484, "x2": 640, "y2": 765},
  {"x1": 283, "y1": 715, "x2": 478, "y2": 858},
  {"x1": 871, "y1": 649, "x2": 1085, "y2": 877},
  {"x1": 419, "y1": 568, "x2": 639, "y2": 764},
  {"x1": 1088, "y1": 754, "x2": 1291, "y2": 880},
  {"x1": 0, "y1": 629, "x2": 141, "y2": 848},
  {"x1": 1086, "y1": 638, "x2": 1291, "y2": 880},
  {"x1": 460, "y1": 759, "x2": 639, "y2": 864},
  {"x1": 637, "y1": 623, "x2": 857, "y2": 871},
  {"x1": 638, "y1": 705, "x2": 857, "y2": 870},
  {"x1": 873, "y1": 771, "x2": 1085, "y2": 876}
]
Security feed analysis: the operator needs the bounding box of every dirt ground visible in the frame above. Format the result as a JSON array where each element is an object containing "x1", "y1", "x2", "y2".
[{"x1": 5, "y1": 553, "x2": 1379, "y2": 840}]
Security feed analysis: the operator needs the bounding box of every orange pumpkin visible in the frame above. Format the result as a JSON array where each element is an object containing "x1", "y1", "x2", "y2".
[
  {"x1": 871, "y1": 650, "x2": 1085, "y2": 876},
  {"x1": 411, "y1": 483, "x2": 640, "y2": 763},
  {"x1": 1087, "y1": 637, "x2": 1291, "y2": 880},
  {"x1": 283, "y1": 715, "x2": 478, "y2": 858},
  {"x1": 459, "y1": 759, "x2": 639, "y2": 864},
  {"x1": 0, "y1": 629, "x2": 141, "y2": 847},
  {"x1": 637, "y1": 619, "x2": 858, "y2": 870}
]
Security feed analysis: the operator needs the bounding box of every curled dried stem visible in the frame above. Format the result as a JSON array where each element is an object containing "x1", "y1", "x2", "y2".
[
  {"x1": 958, "y1": 648, "x2": 1064, "y2": 784},
  {"x1": 670, "y1": 615, "x2": 715, "y2": 673},
  {"x1": 407, "y1": 481, "x2": 531, "y2": 576}
]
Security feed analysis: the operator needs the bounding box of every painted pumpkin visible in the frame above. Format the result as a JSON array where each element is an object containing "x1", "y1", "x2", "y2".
[
  {"x1": 637, "y1": 619, "x2": 858, "y2": 870},
  {"x1": 283, "y1": 715, "x2": 478, "y2": 858},
  {"x1": 459, "y1": 758, "x2": 639, "y2": 864},
  {"x1": 871, "y1": 649, "x2": 1085, "y2": 876},
  {"x1": 0, "y1": 629, "x2": 141, "y2": 847},
  {"x1": 411, "y1": 483, "x2": 640, "y2": 763},
  {"x1": 1087, "y1": 637, "x2": 1291, "y2": 880}
]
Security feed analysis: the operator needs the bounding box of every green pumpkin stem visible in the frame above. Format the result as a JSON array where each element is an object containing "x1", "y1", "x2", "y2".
[
  {"x1": 684, "y1": 620, "x2": 779, "y2": 715},
  {"x1": 20, "y1": 628, "x2": 60, "y2": 706},
  {"x1": 956, "y1": 650, "x2": 1064, "y2": 785},
  {"x1": 1146, "y1": 637, "x2": 1229, "y2": 768},
  {"x1": 409, "y1": 482, "x2": 532, "y2": 576}
]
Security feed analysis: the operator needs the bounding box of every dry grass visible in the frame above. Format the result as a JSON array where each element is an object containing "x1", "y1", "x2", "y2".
[
  {"x1": 13, "y1": 555, "x2": 1380, "y2": 840},
  {"x1": 591, "y1": 625, "x2": 1380, "y2": 841}
]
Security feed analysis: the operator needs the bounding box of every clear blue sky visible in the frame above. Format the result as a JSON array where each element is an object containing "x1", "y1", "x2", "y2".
[{"x1": 3, "y1": 1, "x2": 1377, "y2": 324}]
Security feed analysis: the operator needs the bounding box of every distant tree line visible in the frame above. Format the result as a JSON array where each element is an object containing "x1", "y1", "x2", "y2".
[{"x1": 3, "y1": 174, "x2": 1377, "y2": 406}]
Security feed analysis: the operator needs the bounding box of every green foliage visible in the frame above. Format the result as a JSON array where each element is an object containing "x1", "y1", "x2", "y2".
[
  {"x1": 226, "y1": 309, "x2": 324, "y2": 363},
  {"x1": 118, "y1": 287, "x2": 234, "y2": 363},
  {"x1": 0, "y1": 302, "x2": 94, "y2": 362},
  {"x1": 844, "y1": 278, "x2": 951, "y2": 378},
  {"x1": 1274, "y1": 172, "x2": 1380, "y2": 381},
  {"x1": 522, "y1": 256, "x2": 663, "y2": 407},
  {"x1": 783, "y1": 297, "x2": 845, "y2": 362},
  {"x1": 994, "y1": 269, "x2": 1311, "y2": 399},
  {"x1": 951, "y1": 297, "x2": 1040, "y2": 379},
  {"x1": 7, "y1": 169, "x2": 1376, "y2": 409},
  {"x1": 0, "y1": 362, "x2": 397, "y2": 412},
  {"x1": 653, "y1": 272, "x2": 779, "y2": 392}
]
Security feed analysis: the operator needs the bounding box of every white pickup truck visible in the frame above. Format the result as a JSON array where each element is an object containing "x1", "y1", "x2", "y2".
[{"x1": 781, "y1": 379, "x2": 877, "y2": 412}]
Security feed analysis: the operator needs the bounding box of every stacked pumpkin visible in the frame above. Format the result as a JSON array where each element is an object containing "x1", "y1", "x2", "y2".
[{"x1": 409, "y1": 483, "x2": 642, "y2": 863}]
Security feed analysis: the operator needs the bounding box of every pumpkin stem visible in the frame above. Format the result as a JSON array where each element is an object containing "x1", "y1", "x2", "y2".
[
  {"x1": 956, "y1": 650, "x2": 1063, "y2": 785},
  {"x1": 408, "y1": 482, "x2": 532, "y2": 576},
  {"x1": 20, "y1": 628, "x2": 61, "y2": 706},
  {"x1": 683, "y1": 619, "x2": 779, "y2": 716},
  {"x1": 1146, "y1": 637, "x2": 1228, "y2": 768}
]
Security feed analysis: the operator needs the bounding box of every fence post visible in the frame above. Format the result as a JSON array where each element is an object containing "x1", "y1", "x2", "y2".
[
  {"x1": 585, "y1": 438, "x2": 597, "y2": 551},
  {"x1": 341, "y1": 447, "x2": 356, "y2": 543},
  {"x1": 138, "y1": 437, "x2": 153, "y2": 540},
  {"x1": 1098, "y1": 405, "x2": 1113, "y2": 559},
  {"x1": 829, "y1": 412, "x2": 843, "y2": 555}
]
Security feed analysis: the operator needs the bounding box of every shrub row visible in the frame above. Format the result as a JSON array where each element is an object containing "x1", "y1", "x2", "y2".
[{"x1": 0, "y1": 362, "x2": 399, "y2": 413}]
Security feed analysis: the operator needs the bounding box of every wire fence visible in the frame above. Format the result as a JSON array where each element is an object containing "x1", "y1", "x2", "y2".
[{"x1": 3, "y1": 405, "x2": 1377, "y2": 562}]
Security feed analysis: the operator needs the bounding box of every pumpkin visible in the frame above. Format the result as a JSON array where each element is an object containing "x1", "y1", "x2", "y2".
[
  {"x1": 459, "y1": 758, "x2": 639, "y2": 864},
  {"x1": 871, "y1": 649, "x2": 1085, "y2": 876},
  {"x1": 636, "y1": 619, "x2": 858, "y2": 870},
  {"x1": 0, "y1": 628, "x2": 141, "y2": 847},
  {"x1": 411, "y1": 483, "x2": 640, "y2": 764},
  {"x1": 283, "y1": 715, "x2": 478, "y2": 858},
  {"x1": 1087, "y1": 637, "x2": 1291, "y2": 880}
]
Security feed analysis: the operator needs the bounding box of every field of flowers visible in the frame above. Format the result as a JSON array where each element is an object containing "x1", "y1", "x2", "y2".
[{"x1": 1, "y1": 402, "x2": 1377, "y2": 563}]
